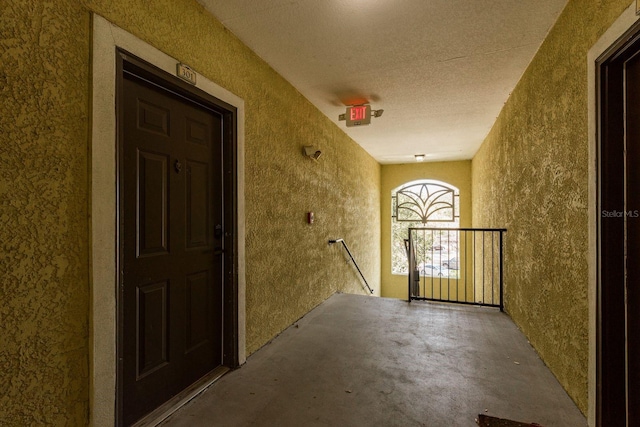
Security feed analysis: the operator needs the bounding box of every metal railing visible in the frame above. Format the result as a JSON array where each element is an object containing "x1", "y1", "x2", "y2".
[
  {"x1": 406, "y1": 228, "x2": 506, "y2": 310},
  {"x1": 328, "y1": 239, "x2": 374, "y2": 294}
]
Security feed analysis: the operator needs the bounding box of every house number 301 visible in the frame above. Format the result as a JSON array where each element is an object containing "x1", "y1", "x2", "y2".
[{"x1": 176, "y1": 63, "x2": 197, "y2": 85}]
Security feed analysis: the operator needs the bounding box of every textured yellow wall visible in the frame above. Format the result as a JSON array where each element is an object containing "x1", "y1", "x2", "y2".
[
  {"x1": 1, "y1": 1, "x2": 91, "y2": 425},
  {"x1": 471, "y1": 0, "x2": 631, "y2": 414},
  {"x1": 2, "y1": 0, "x2": 380, "y2": 423},
  {"x1": 85, "y1": 0, "x2": 382, "y2": 353},
  {"x1": 381, "y1": 161, "x2": 471, "y2": 299}
]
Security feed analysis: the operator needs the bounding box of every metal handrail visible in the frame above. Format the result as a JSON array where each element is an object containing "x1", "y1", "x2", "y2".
[{"x1": 328, "y1": 239, "x2": 374, "y2": 294}]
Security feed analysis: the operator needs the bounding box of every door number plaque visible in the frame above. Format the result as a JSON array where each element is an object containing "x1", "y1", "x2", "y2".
[{"x1": 176, "y1": 63, "x2": 197, "y2": 85}]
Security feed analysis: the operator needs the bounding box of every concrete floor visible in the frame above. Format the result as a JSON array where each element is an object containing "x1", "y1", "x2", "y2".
[{"x1": 162, "y1": 293, "x2": 587, "y2": 427}]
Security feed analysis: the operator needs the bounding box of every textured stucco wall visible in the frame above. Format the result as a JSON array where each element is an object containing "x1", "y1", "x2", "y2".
[
  {"x1": 381, "y1": 161, "x2": 471, "y2": 299},
  {"x1": 85, "y1": 0, "x2": 381, "y2": 353},
  {"x1": 471, "y1": 0, "x2": 631, "y2": 414},
  {"x1": 2, "y1": 0, "x2": 380, "y2": 424},
  {"x1": 1, "y1": 1, "x2": 91, "y2": 425}
]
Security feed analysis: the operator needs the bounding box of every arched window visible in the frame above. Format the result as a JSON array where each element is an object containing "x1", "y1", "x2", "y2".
[{"x1": 391, "y1": 180, "x2": 459, "y2": 274}]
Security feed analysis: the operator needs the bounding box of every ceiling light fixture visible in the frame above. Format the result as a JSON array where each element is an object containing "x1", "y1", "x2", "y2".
[{"x1": 415, "y1": 154, "x2": 425, "y2": 162}]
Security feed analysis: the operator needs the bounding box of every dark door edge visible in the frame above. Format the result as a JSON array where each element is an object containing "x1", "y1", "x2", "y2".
[{"x1": 595, "y1": 18, "x2": 640, "y2": 427}]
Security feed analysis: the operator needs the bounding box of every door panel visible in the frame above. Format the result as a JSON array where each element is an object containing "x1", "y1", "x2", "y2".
[
  {"x1": 185, "y1": 271, "x2": 211, "y2": 352},
  {"x1": 137, "y1": 151, "x2": 169, "y2": 257},
  {"x1": 137, "y1": 280, "x2": 169, "y2": 378},
  {"x1": 186, "y1": 118, "x2": 210, "y2": 146},
  {"x1": 121, "y1": 70, "x2": 224, "y2": 425},
  {"x1": 137, "y1": 99, "x2": 170, "y2": 136},
  {"x1": 186, "y1": 161, "x2": 210, "y2": 249}
]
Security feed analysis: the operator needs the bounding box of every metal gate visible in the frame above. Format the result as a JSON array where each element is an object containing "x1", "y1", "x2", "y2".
[{"x1": 406, "y1": 228, "x2": 506, "y2": 310}]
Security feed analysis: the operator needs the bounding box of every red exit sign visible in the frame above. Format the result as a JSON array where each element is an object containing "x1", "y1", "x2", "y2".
[{"x1": 346, "y1": 105, "x2": 371, "y2": 127}]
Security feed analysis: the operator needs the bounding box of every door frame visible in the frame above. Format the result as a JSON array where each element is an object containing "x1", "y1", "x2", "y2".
[
  {"x1": 91, "y1": 14, "x2": 246, "y2": 426},
  {"x1": 116, "y1": 50, "x2": 236, "y2": 425},
  {"x1": 588, "y1": 4, "x2": 640, "y2": 426}
]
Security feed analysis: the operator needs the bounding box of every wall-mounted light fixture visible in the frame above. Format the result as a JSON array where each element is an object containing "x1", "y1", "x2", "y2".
[
  {"x1": 415, "y1": 154, "x2": 425, "y2": 162},
  {"x1": 303, "y1": 145, "x2": 323, "y2": 161}
]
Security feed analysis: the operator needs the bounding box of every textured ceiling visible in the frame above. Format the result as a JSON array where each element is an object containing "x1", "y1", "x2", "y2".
[{"x1": 198, "y1": 0, "x2": 568, "y2": 164}]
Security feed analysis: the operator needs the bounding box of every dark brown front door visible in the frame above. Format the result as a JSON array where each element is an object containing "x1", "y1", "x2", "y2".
[
  {"x1": 598, "y1": 25, "x2": 640, "y2": 427},
  {"x1": 119, "y1": 59, "x2": 224, "y2": 425}
]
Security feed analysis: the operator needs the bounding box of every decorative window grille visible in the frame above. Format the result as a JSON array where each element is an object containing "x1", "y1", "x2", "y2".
[
  {"x1": 391, "y1": 180, "x2": 460, "y2": 275},
  {"x1": 393, "y1": 181, "x2": 459, "y2": 223}
]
